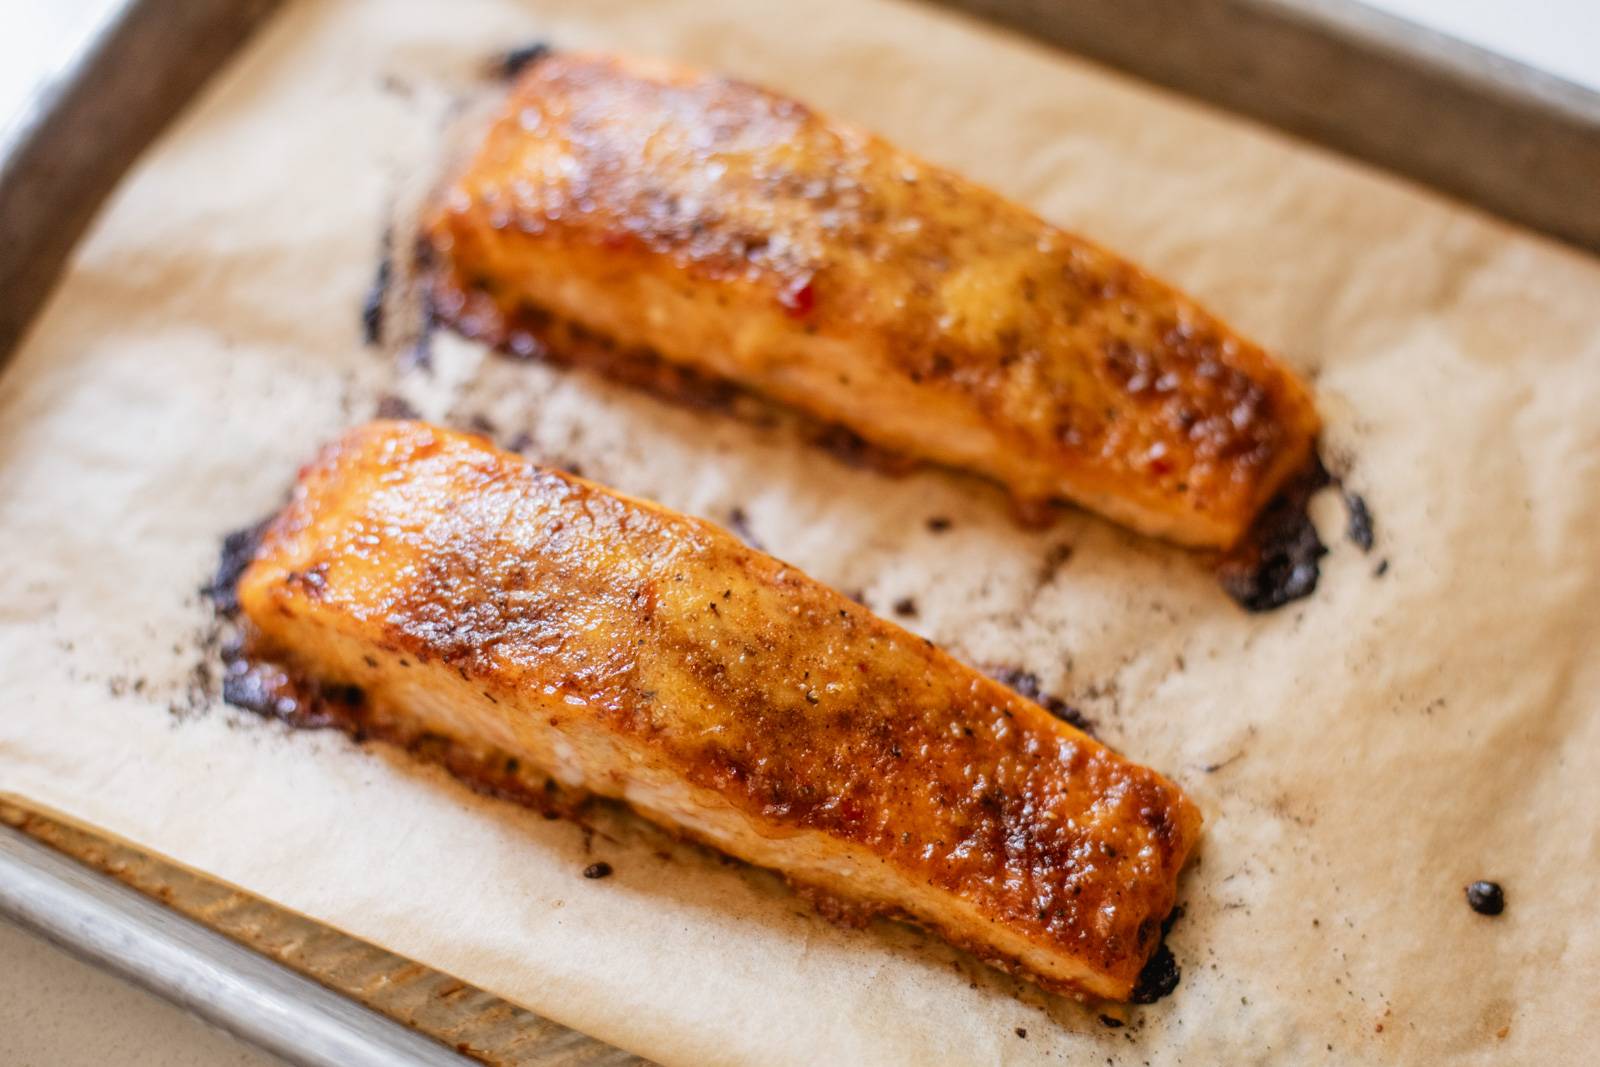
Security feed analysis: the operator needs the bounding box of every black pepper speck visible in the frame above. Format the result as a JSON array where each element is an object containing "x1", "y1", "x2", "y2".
[{"x1": 1465, "y1": 880, "x2": 1504, "y2": 916}]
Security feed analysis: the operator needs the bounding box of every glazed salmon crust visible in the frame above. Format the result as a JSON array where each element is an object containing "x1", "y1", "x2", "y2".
[
  {"x1": 424, "y1": 51, "x2": 1319, "y2": 549},
  {"x1": 236, "y1": 422, "x2": 1201, "y2": 1001}
]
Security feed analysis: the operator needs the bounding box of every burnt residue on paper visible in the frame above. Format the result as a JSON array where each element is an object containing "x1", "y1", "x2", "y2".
[
  {"x1": 1129, "y1": 905, "x2": 1185, "y2": 1004},
  {"x1": 1344, "y1": 490, "x2": 1376, "y2": 552},
  {"x1": 1216, "y1": 454, "x2": 1383, "y2": 610},
  {"x1": 361, "y1": 226, "x2": 393, "y2": 346},
  {"x1": 1217, "y1": 459, "x2": 1330, "y2": 612},
  {"x1": 201, "y1": 518, "x2": 273, "y2": 617},
  {"x1": 985, "y1": 666, "x2": 1095, "y2": 737},
  {"x1": 489, "y1": 41, "x2": 553, "y2": 80}
]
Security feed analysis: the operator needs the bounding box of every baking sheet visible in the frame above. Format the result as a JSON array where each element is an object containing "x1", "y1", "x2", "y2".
[
  {"x1": 932, "y1": 0, "x2": 1600, "y2": 256},
  {"x1": 1, "y1": 0, "x2": 1596, "y2": 1063}
]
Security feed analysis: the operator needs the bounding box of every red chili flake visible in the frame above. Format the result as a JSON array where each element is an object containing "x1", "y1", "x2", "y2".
[{"x1": 780, "y1": 278, "x2": 816, "y2": 318}]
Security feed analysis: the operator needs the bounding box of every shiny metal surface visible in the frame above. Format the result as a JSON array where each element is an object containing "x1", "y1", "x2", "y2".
[
  {"x1": 933, "y1": 0, "x2": 1600, "y2": 255},
  {"x1": 0, "y1": 797, "x2": 648, "y2": 1067}
]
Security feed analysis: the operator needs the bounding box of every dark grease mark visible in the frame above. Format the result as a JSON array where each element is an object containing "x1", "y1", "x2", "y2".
[
  {"x1": 984, "y1": 667, "x2": 1096, "y2": 737},
  {"x1": 1014, "y1": 1027, "x2": 1027, "y2": 1039},
  {"x1": 1465, "y1": 880, "x2": 1505, "y2": 916},
  {"x1": 892, "y1": 597, "x2": 918, "y2": 618},
  {"x1": 1217, "y1": 459, "x2": 1330, "y2": 612},
  {"x1": 1098, "y1": 1014, "x2": 1125, "y2": 1029},
  {"x1": 925, "y1": 516, "x2": 952, "y2": 533},
  {"x1": 362, "y1": 227, "x2": 392, "y2": 346},
  {"x1": 582, "y1": 861, "x2": 613, "y2": 880},
  {"x1": 1344, "y1": 490, "x2": 1375, "y2": 552},
  {"x1": 491, "y1": 42, "x2": 552, "y2": 80},
  {"x1": 202, "y1": 518, "x2": 272, "y2": 617}
]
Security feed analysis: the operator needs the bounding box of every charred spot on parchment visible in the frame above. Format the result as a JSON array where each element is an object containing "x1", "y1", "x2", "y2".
[
  {"x1": 1343, "y1": 489, "x2": 1375, "y2": 552},
  {"x1": 1217, "y1": 458, "x2": 1330, "y2": 612},
  {"x1": 1218, "y1": 449, "x2": 1384, "y2": 608},
  {"x1": 985, "y1": 666, "x2": 1096, "y2": 737},
  {"x1": 1129, "y1": 903, "x2": 1185, "y2": 1003},
  {"x1": 361, "y1": 225, "x2": 393, "y2": 347},
  {"x1": 489, "y1": 42, "x2": 553, "y2": 81},
  {"x1": 202, "y1": 517, "x2": 273, "y2": 618}
]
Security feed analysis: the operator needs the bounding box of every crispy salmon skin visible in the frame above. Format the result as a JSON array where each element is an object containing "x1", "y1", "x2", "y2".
[
  {"x1": 235, "y1": 421, "x2": 1201, "y2": 1000},
  {"x1": 424, "y1": 51, "x2": 1319, "y2": 549}
]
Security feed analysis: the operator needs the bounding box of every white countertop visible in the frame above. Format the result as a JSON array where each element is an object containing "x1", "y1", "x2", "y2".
[
  {"x1": 1, "y1": 2, "x2": 1592, "y2": 1064},
  {"x1": 1, "y1": 920, "x2": 286, "y2": 1067}
]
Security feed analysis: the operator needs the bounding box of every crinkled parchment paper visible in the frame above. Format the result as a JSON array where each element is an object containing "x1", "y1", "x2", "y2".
[{"x1": 2, "y1": 1, "x2": 1597, "y2": 1062}]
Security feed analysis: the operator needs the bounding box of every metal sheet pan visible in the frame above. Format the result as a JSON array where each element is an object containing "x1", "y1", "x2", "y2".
[
  {"x1": 931, "y1": 0, "x2": 1600, "y2": 254},
  {"x1": 0, "y1": 0, "x2": 1595, "y2": 1062},
  {"x1": 0, "y1": 796, "x2": 648, "y2": 1066}
]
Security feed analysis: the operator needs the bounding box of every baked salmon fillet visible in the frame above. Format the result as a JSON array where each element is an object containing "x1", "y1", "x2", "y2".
[
  {"x1": 233, "y1": 421, "x2": 1201, "y2": 1000},
  {"x1": 423, "y1": 51, "x2": 1319, "y2": 549}
]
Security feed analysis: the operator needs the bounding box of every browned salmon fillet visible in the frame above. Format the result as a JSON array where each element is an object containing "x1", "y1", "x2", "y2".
[
  {"x1": 234, "y1": 421, "x2": 1201, "y2": 1000},
  {"x1": 423, "y1": 51, "x2": 1319, "y2": 549}
]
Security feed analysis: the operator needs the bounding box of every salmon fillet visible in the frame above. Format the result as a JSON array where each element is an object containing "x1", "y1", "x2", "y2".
[
  {"x1": 423, "y1": 51, "x2": 1319, "y2": 549},
  {"x1": 234, "y1": 421, "x2": 1201, "y2": 1000}
]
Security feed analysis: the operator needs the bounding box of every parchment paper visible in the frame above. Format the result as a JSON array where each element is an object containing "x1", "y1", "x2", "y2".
[{"x1": 3, "y1": 1, "x2": 1597, "y2": 1063}]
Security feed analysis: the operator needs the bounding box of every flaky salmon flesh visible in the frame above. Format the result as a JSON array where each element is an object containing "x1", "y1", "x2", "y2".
[
  {"x1": 424, "y1": 51, "x2": 1319, "y2": 549},
  {"x1": 235, "y1": 421, "x2": 1201, "y2": 1001}
]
